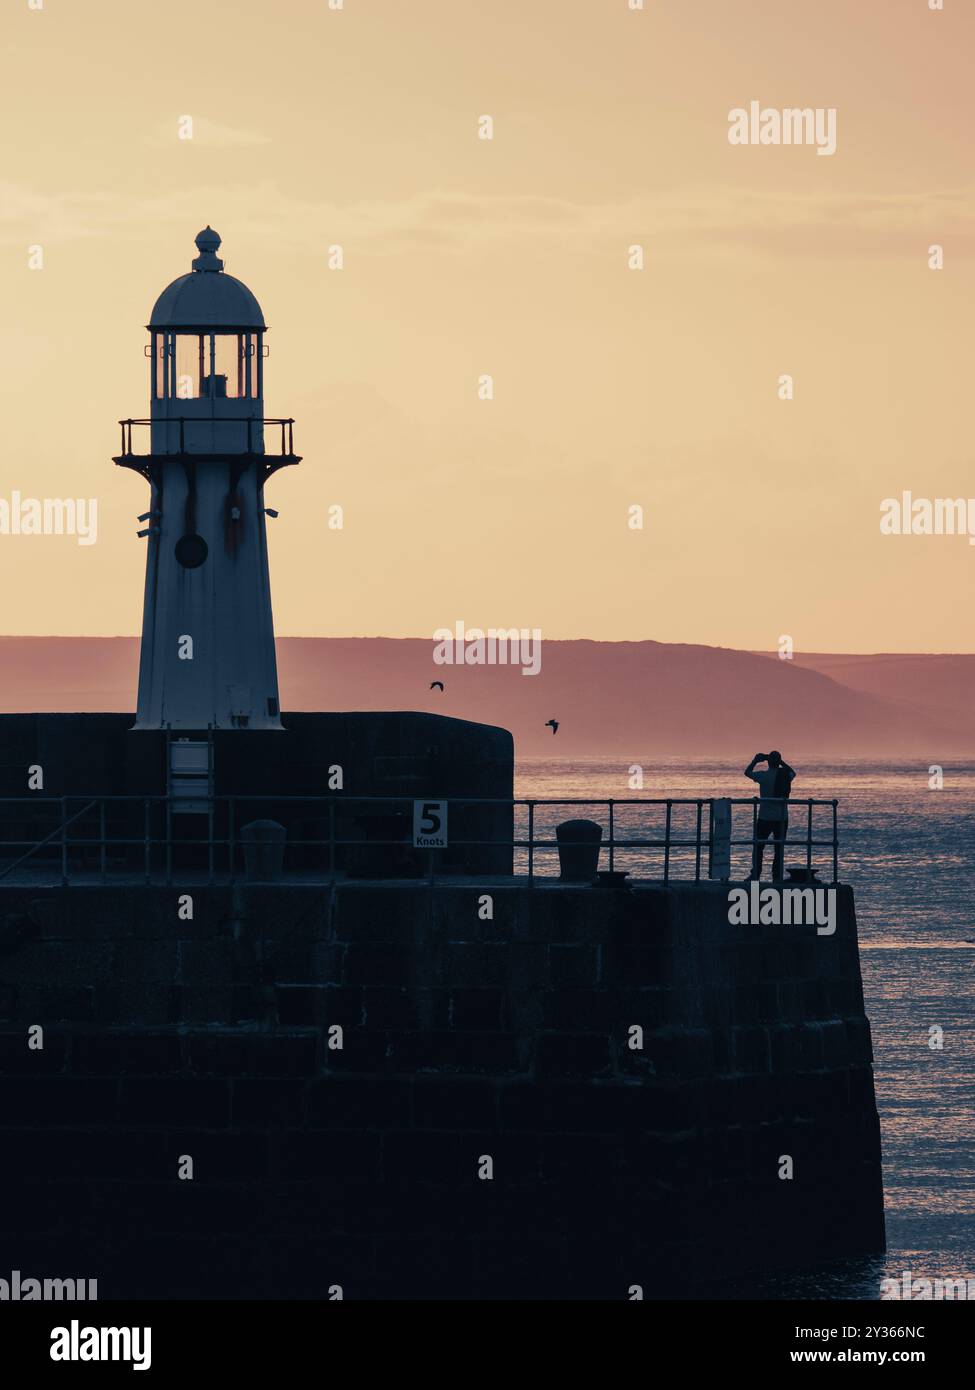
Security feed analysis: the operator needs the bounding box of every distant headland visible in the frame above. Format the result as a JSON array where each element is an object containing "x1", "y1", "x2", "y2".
[{"x1": 1, "y1": 636, "x2": 972, "y2": 757}]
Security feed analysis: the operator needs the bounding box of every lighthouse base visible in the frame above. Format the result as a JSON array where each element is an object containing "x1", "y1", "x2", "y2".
[{"x1": 0, "y1": 711, "x2": 513, "y2": 878}]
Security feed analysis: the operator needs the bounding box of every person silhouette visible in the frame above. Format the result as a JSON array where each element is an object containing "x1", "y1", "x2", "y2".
[{"x1": 744, "y1": 750, "x2": 795, "y2": 881}]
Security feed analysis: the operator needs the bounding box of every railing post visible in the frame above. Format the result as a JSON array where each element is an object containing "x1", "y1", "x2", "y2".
[
  {"x1": 228, "y1": 796, "x2": 236, "y2": 883},
  {"x1": 707, "y1": 800, "x2": 714, "y2": 880},
  {"x1": 608, "y1": 800, "x2": 614, "y2": 873},
  {"x1": 695, "y1": 800, "x2": 703, "y2": 881},
  {"x1": 832, "y1": 799, "x2": 839, "y2": 884},
  {"x1": 663, "y1": 801, "x2": 672, "y2": 883},
  {"x1": 806, "y1": 800, "x2": 813, "y2": 877},
  {"x1": 752, "y1": 799, "x2": 758, "y2": 880},
  {"x1": 528, "y1": 801, "x2": 534, "y2": 886},
  {"x1": 60, "y1": 797, "x2": 68, "y2": 886},
  {"x1": 328, "y1": 800, "x2": 335, "y2": 884}
]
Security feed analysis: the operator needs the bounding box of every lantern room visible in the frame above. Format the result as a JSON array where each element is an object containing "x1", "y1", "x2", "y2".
[
  {"x1": 148, "y1": 227, "x2": 266, "y2": 403},
  {"x1": 150, "y1": 330, "x2": 263, "y2": 402}
]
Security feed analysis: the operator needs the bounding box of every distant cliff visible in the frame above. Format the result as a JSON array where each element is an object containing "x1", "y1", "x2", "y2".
[{"x1": 0, "y1": 636, "x2": 973, "y2": 756}]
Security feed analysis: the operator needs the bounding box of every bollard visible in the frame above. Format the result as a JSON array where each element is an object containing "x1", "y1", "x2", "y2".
[
  {"x1": 556, "y1": 819, "x2": 603, "y2": 883},
  {"x1": 240, "y1": 819, "x2": 286, "y2": 882}
]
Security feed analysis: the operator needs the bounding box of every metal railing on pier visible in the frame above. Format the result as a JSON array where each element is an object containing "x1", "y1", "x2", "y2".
[{"x1": 0, "y1": 795, "x2": 839, "y2": 888}]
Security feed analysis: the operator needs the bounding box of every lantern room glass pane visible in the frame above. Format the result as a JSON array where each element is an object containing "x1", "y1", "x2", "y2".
[
  {"x1": 174, "y1": 333, "x2": 203, "y2": 400},
  {"x1": 244, "y1": 333, "x2": 261, "y2": 398},
  {"x1": 152, "y1": 333, "x2": 167, "y2": 400},
  {"x1": 209, "y1": 334, "x2": 240, "y2": 399}
]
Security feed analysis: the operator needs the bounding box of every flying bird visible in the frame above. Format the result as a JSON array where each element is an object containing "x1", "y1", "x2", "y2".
[
  {"x1": 430, "y1": 681, "x2": 444, "y2": 692},
  {"x1": 545, "y1": 719, "x2": 559, "y2": 735}
]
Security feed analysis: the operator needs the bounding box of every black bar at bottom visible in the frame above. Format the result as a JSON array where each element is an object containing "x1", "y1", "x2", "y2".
[{"x1": 0, "y1": 1298, "x2": 968, "y2": 1374}]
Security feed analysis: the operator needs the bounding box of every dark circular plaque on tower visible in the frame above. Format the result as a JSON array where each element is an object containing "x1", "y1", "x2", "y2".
[{"x1": 175, "y1": 533, "x2": 209, "y2": 569}]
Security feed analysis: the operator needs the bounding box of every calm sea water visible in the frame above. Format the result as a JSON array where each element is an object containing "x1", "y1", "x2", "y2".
[{"x1": 516, "y1": 757, "x2": 975, "y2": 1300}]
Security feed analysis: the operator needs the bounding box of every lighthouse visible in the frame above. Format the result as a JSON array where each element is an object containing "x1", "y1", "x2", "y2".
[{"x1": 115, "y1": 227, "x2": 299, "y2": 732}]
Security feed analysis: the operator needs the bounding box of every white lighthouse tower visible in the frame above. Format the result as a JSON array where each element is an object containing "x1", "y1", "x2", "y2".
[{"x1": 116, "y1": 228, "x2": 299, "y2": 732}]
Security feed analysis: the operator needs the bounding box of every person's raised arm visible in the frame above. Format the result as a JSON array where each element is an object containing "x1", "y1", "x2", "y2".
[
  {"x1": 780, "y1": 761, "x2": 796, "y2": 782},
  {"x1": 744, "y1": 753, "x2": 765, "y2": 781}
]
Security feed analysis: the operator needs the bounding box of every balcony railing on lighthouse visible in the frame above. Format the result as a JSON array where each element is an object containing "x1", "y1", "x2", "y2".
[{"x1": 113, "y1": 417, "x2": 300, "y2": 479}]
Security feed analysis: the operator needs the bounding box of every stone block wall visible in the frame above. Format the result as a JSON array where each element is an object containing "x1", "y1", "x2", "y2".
[{"x1": 0, "y1": 881, "x2": 884, "y2": 1298}]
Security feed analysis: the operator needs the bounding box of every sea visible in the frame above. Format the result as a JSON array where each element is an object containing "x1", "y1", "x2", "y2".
[{"x1": 515, "y1": 757, "x2": 975, "y2": 1300}]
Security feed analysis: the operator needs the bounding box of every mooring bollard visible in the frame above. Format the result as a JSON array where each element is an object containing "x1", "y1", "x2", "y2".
[
  {"x1": 556, "y1": 818, "x2": 603, "y2": 883},
  {"x1": 240, "y1": 819, "x2": 286, "y2": 882}
]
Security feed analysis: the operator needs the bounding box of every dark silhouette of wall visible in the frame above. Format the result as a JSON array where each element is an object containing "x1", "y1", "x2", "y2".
[{"x1": 0, "y1": 881, "x2": 884, "y2": 1299}]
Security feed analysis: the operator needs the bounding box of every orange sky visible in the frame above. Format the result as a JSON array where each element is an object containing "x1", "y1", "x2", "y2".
[{"x1": 1, "y1": 0, "x2": 973, "y2": 651}]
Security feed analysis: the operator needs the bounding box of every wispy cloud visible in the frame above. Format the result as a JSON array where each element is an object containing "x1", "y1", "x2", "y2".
[{"x1": 2, "y1": 182, "x2": 973, "y2": 258}]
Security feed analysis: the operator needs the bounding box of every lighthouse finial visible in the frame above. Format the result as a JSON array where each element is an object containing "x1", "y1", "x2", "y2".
[{"x1": 192, "y1": 226, "x2": 224, "y2": 272}]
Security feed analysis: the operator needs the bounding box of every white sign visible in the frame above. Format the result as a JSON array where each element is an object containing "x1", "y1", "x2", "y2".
[
  {"x1": 413, "y1": 800, "x2": 448, "y2": 848},
  {"x1": 710, "y1": 798, "x2": 732, "y2": 880}
]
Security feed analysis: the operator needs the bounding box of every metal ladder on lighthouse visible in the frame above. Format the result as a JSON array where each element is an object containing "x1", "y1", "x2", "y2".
[{"x1": 166, "y1": 728, "x2": 214, "y2": 814}]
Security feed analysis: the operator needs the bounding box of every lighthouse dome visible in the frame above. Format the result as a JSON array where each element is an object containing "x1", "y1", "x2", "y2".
[{"x1": 149, "y1": 228, "x2": 266, "y2": 330}]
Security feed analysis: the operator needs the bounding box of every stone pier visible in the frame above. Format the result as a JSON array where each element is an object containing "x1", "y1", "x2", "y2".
[{"x1": 0, "y1": 879, "x2": 885, "y2": 1299}]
